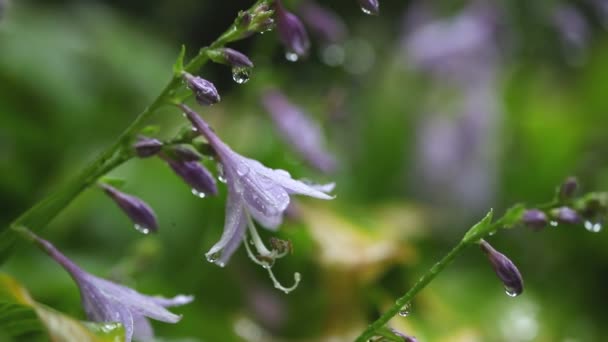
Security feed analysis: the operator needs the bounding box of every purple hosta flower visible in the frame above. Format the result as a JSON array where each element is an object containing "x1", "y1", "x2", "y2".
[
  {"x1": 134, "y1": 137, "x2": 163, "y2": 158},
  {"x1": 479, "y1": 240, "x2": 524, "y2": 297},
  {"x1": 559, "y1": 176, "x2": 579, "y2": 201},
  {"x1": 522, "y1": 209, "x2": 548, "y2": 230},
  {"x1": 179, "y1": 104, "x2": 334, "y2": 292},
  {"x1": 32, "y1": 234, "x2": 193, "y2": 342},
  {"x1": 298, "y1": 1, "x2": 347, "y2": 44},
  {"x1": 101, "y1": 184, "x2": 158, "y2": 234},
  {"x1": 359, "y1": 0, "x2": 380, "y2": 16},
  {"x1": 262, "y1": 89, "x2": 337, "y2": 173},
  {"x1": 161, "y1": 155, "x2": 218, "y2": 198},
  {"x1": 182, "y1": 72, "x2": 220, "y2": 106},
  {"x1": 169, "y1": 145, "x2": 202, "y2": 162},
  {"x1": 208, "y1": 48, "x2": 254, "y2": 69},
  {"x1": 275, "y1": 0, "x2": 311, "y2": 61},
  {"x1": 552, "y1": 5, "x2": 589, "y2": 64},
  {"x1": 552, "y1": 206, "x2": 581, "y2": 224},
  {"x1": 389, "y1": 328, "x2": 418, "y2": 342}
]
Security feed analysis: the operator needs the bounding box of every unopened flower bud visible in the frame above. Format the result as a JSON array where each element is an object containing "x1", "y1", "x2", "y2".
[
  {"x1": 167, "y1": 145, "x2": 202, "y2": 162},
  {"x1": 275, "y1": 0, "x2": 310, "y2": 59},
  {"x1": 208, "y1": 48, "x2": 254, "y2": 68},
  {"x1": 182, "y1": 72, "x2": 220, "y2": 106},
  {"x1": 552, "y1": 206, "x2": 581, "y2": 224},
  {"x1": 134, "y1": 137, "x2": 163, "y2": 158},
  {"x1": 389, "y1": 328, "x2": 418, "y2": 342},
  {"x1": 559, "y1": 176, "x2": 579, "y2": 200},
  {"x1": 358, "y1": 0, "x2": 380, "y2": 16},
  {"x1": 101, "y1": 184, "x2": 158, "y2": 233},
  {"x1": 165, "y1": 159, "x2": 218, "y2": 197},
  {"x1": 522, "y1": 209, "x2": 548, "y2": 230},
  {"x1": 479, "y1": 240, "x2": 524, "y2": 297}
]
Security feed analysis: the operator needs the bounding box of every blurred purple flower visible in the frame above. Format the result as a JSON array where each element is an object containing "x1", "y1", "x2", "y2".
[
  {"x1": 522, "y1": 209, "x2": 548, "y2": 230},
  {"x1": 101, "y1": 184, "x2": 158, "y2": 233},
  {"x1": 560, "y1": 176, "x2": 579, "y2": 200},
  {"x1": 162, "y1": 156, "x2": 218, "y2": 197},
  {"x1": 33, "y1": 235, "x2": 193, "y2": 342},
  {"x1": 389, "y1": 328, "x2": 418, "y2": 342},
  {"x1": 179, "y1": 104, "x2": 334, "y2": 266},
  {"x1": 298, "y1": 1, "x2": 347, "y2": 43},
  {"x1": 552, "y1": 5, "x2": 589, "y2": 64},
  {"x1": 134, "y1": 137, "x2": 163, "y2": 158},
  {"x1": 275, "y1": 0, "x2": 311, "y2": 60},
  {"x1": 480, "y1": 240, "x2": 524, "y2": 297},
  {"x1": 262, "y1": 89, "x2": 337, "y2": 173},
  {"x1": 182, "y1": 72, "x2": 220, "y2": 106},
  {"x1": 553, "y1": 206, "x2": 581, "y2": 224},
  {"x1": 359, "y1": 0, "x2": 380, "y2": 16}
]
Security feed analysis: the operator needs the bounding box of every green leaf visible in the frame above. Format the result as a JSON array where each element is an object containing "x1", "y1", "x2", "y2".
[
  {"x1": 462, "y1": 209, "x2": 494, "y2": 244},
  {"x1": 0, "y1": 273, "x2": 125, "y2": 342},
  {"x1": 99, "y1": 176, "x2": 126, "y2": 189},
  {"x1": 497, "y1": 204, "x2": 526, "y2": 229},
  {"x1": 173, "y1": 44, "x2": 186, "y2": 76},
  {"x1": 139, "y1": 124, "x2": 161, "y2": 136}
]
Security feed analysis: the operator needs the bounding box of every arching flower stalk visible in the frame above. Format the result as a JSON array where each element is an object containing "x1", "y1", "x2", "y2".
[{"x1": 179, "y1": 103, "x2": 334, "y2": 293}]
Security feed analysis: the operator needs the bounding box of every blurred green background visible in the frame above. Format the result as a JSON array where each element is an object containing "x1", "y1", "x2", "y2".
[{"x1": 2, "y1": 0, "x2": 608, "y2": 341}]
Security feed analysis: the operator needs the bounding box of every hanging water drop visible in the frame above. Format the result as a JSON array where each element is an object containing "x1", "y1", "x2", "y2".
[
  {"x1": 232, "y1": 67, "x2": 251, "y2": 84},
  {"x1": 285, "y1": 52, "x2": 299, "y2": 62},
  {"x1": 505, "y1": 286, "x2": 520, "y2": 297},
  {"x1": 398, "y1": 302, "x2": 412, "y2": 317},
  {"x1": 134, "y1": 224, "x2": 150, "y2": 235},
  {"x1": 549, "y1": 220, "x2": 558, "y2": 227},
  {"x1": 361, "y1": 6, "x2": 373, "y2": 15},
  {"x1": 191, "y1": 188, "x2": 207, "y2": 198},
  {"x1": 217, "y1": 164, "x2": 227, "y2": 183},
  {"x1": 206, "y1": 251, "x2": 221, "y2": 263},
  {"x1": 584, "y1": 220, "x2": 602, "y2": 233}
]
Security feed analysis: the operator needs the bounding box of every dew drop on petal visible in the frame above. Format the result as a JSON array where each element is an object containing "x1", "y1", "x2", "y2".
[
  {"x1": 232, "y1": 67, "x2": 251, "y2": 84},
  {"x1": 505, "y1": 286, "x2": 520, "y2": 297},
  {"x1": 285, "y1": 52, "x2": 299, "y2": 62},
  {"x1": 206, "y1": 251, "x2": 221, "y2": 263},
  {"x1": 191, "y1": 188, "x2": 207, "y2": 198},
  {"x1": 398, "y1": 302, "x2": 412, "y2": 317},
  {"x1": 134, "y1": 224, "x2": 150, "y2": 235}
]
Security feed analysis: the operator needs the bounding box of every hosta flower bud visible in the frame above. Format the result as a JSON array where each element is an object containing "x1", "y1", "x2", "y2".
[
  {"x1": 208, "y1": 48, "x2": 254, "y2": 68},
  {"x1": 165, "y1": 158, "x2": 218, "y2": 197},
  {"x1": 275, "y1": 0, "x2": 310, "y2": 59},
  {"x1": 389, "y1": 328, "x2": 418, "y2": 342},
  {"x1": 559, "y1": 176, "x2": 579, "y2": 200},
  {"x1": 552, "y1": 206, "x2": 581, "y2": 224},
  {"x1": 167, "y1": 145, "x2": 202, "y2": 162},
  {"x1": 358, "y1": 0, "x2": 380, "y2": 16},
  {"x1": 100, "y1": 184, "x2": 158, "y2": 233},
  {"x1": 522, "y1": 209, "x2": 548, "y2": 230},
  {"x1": 133, "y1": 137, "x2": 163, "y2": 158},
  {"x1": 182, "y1": 72, "x2": 220, "y2": 106},
  {"x1": 479, "y1": 240, "x2": 524, "y2": 297}
]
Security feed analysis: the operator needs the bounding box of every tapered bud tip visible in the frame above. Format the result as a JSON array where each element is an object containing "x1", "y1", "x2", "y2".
[
  {"x1": 480, "y1": 240, "x2": 524, "y2": 297},
  {"x1": 223, "y1": 48, "x2": 254, "y2": 68},
  {"x1": 182, "y1": 72, "x2": 220, "y2": 106},
  {"x1": 522, "y1": 209, "x2": 548, "y2": 230},
  {"x1": 275, "y1": 0, "x2": 311, "y2": 58},
  {"x1": 560, "y1": 176, "x2": 579, "y2": 200},
  {"x1": 359, "y1": 0, "x2": 380, "y2": 15},
  {"x1": 552, "y1": 206, "x2": 581, "y2": 224},
  {"x1": 166, "y1": 159, "x2": 218, "y2": 197},
  {"x1": 100, "y1": 184, "x2": 159, "y2": 233},
  {"x1": 134, "y1": 137, "x2": 163, "y2": 158}
]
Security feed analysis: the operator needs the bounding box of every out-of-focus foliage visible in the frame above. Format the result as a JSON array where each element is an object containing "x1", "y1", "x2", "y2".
[{"x1": 1, "y1": 0, "x2": 608, "y2": 341}]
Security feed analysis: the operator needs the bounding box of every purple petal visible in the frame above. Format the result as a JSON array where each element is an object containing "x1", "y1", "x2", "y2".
[
  {"x1": 132, "y1": 315, "x2": 154, "y2": 342},
  {"x1": 298, "y1": 1, "x2": 347, "y2": 43},
  {"x1": 166, "y1": 159, "x2": 218, "y2": 196},
  {"x1": 150, "y1": 295, "x2": 195, "y2": 308},
  {"x1": 101, "y1": 184, "x2": 158, "y2": 232},
  {"x1": 275, "y1": 0, "x2": 311, "y2": 57}
]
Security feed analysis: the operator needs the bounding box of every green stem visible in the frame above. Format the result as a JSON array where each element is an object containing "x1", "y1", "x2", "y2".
[
  {"x1": 354, "y1": 239, "x2": 470, "y2": 342},
  {"x1": 2, "y1": 0, "x2": 272, "y2": 262}
]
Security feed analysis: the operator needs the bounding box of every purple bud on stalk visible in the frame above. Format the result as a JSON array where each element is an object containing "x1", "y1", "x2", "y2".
[
  {"x1": 389, "y1": 328, "x2": 418, "y2": 342},
  {"x1": 479, "y1": 240, "x2": 524, "y2": 297},
  {"x1": 209, "y1": 48, "x2": 254, "y2": 68},
  {"x1": 358, "y1": 0, "x2": 380, "y2": 16},
  {"x1": 522, "y1": 209, "x2": 548, "y2": 230},
  {"x1": 560, "y1": 176, "x2": 579, "y2": 200},
  {"x1": 100, "y1": 184, "x2": 158, "y2": 233},
  {"x1": 169, "y1": 145, "x2": 202, "y2": 162},
  {"x1": 163, "y1": 157, "x2": 218, "y2": 197},
  {"x1": 182, "y1": 72, "x2": 220, "y2": 106},
  {"x1": 275, "y1": 0, "x2": 311, "y2": 59},
  {"x1": 552, "y1": 206, "x2": 581, "y2": 224},
  {"x1": 133, "y1": 137, "x2": 163, "y2": 158}
]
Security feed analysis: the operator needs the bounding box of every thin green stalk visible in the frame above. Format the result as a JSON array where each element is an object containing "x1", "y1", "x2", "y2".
[{"x1": 2, "y1": 0, "x2": 272, "y2": 262}]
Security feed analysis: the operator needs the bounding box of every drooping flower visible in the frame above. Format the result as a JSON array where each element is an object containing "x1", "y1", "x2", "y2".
[
  {"x1": 179, "y1": 104, "x2": 334, "y2": 266},
  {"x1": 100, "y1": 184, "x2": 158, "y2": 234},
  {"x1": 182, "y1": 72, "x2": 220, "y2": 106},
  {"x1": 160, "y1": 151, "x2": 218, "y2": 198},
  {"x1": 32, "y1": 234, "x2": 193, "y2": 342},
  {"x1": 133, "y1": 137, "x2": 163, "y2": 158},
  {"x1": 298, "y1": 1, "x2": 347, "y2": 43},
  {"x1": 261, "y1": 89, "x2": 337, "y2": 173},
  {"x1": 552, "y1": 206, "x2": 581, "y2": 224},
  {"x1": 207, "y1": 48, "x2": 254, "y2": 68},
  {"x1": 275, "y1": 0, "x2": 311, "y2": 60},
  {"x1": 522, "y1": 209, "x2": 548, "y2": 230},
  {"x1": 479, "y1": 239, "x2": 524, "y2": 297},
  {"x1": 358, "y1": 0, "x2": 380, "y2": 16}
]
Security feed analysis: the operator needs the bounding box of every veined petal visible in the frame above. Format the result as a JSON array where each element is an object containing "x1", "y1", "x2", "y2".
[
  {"x1": 150, "y1": 295, "x2": 195, "y2": 308},
  {"x1": 132, "y1": 315, "x2": 154, "y2": 342},
  {"x1": 206, "y1": 183, "x2": 248, "y2": 266}
]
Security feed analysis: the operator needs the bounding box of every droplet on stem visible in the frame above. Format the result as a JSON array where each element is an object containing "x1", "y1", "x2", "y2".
[{"x1": 398, "y1": 302, "x2": 412, "y2": 317}]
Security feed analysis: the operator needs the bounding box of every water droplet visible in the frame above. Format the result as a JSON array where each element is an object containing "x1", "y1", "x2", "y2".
[
  {"x1": 191, "y1": 188, "x2": 207, "y2": 198},
  {"x1": 398, "y1": 302, "x2": 412, "y2": 317},
  {"x1": 549, "y1": 220, "x2": 558, "y2": 227},
  {"x1": 217, "y1": 164, "x2": 227, "y2": 183},
  {"x1": 206, "y1": 251, "x2": 221, "y2": 263},
  {"x1": 236, "y1": 165, "x2": 250, "y2": 177},
  {"x1": 134, "y1": 224, "x2": 150, "y2": 235},
  {"x1": 285, "y1": 52, "x2": 299, "y2": 62},
  {"x1": 505, "y1": 287, "x2": 520, "y2": 297},
  {"x1": 232, "y1": 67, "x2": 251, "y2": 84},
  {"x1": 361, "y1": 6, "x2": 373, "y2": 15},
  {"x1": 584, "y1": 220, "x2": 602, "y2": 233}
]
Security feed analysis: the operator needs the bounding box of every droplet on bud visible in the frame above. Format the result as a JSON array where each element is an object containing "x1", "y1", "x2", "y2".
[
  {"x1": 285, "y1": 51, "x2": 299, "y2": 62},
  {"x1": 134, "y1": 224, "x2": 151, "y2": 235},
  {"x1": 359, "y1": 0, "x2": 380, "y2": 16},
  {"x1": 232, "y1": 67, "x2": 251, "y2": 84},
  {"x1": 479, "y1": 240, "x2": 524, "y2": 297}
]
